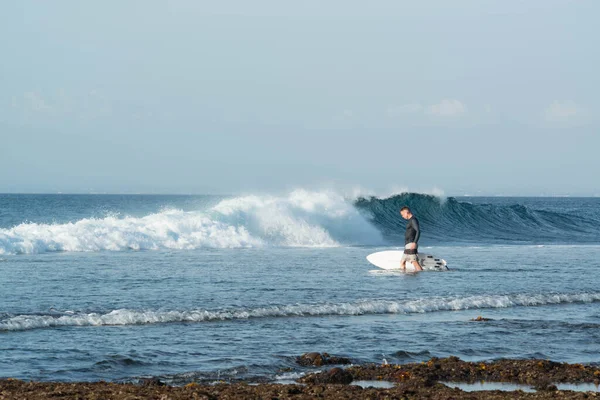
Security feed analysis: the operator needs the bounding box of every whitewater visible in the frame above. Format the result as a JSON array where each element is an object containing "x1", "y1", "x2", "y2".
[
  {"x1": 0, "y1": 191, "x2": 383, "y2": 254},
  {"x1": 2, "y1": 190, "x2": 598, "y2": 255},
  {"x1": 3, "y1": 292, "x2": 600, "y2": 332},
  {"x1": 1, "y1": 191, "x2": 599, "y2": 383}
]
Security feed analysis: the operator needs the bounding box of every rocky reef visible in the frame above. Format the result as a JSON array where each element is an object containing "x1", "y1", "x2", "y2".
[{"x1": 2, "y1": 356, "x2": 600, "y2": 399}]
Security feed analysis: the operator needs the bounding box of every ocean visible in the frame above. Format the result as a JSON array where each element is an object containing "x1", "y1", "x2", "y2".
[{"x1": 1, "y1": 192, "x2": 599, "y2": 384}]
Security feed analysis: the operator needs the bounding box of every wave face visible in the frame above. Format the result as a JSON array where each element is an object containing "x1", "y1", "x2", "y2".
[
  {"x1": 2, "y1": 291, "x2": 599, "y2": 332},
  {"x1": 0, "y1": 190, "x2": 382, "y2": 255},
  {"x1": 355, "y1": 193, "x2": 600, "y2": 244}
]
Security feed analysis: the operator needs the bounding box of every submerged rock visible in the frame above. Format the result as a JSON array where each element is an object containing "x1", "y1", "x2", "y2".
[
  {"x1": 297, "y1": 352, "x2": 352, "y2": 367},
  {"x1": 533, "y1": 380, "x2": 558, "y2": 391},
  {"x1": 471, "y1": 316, "x2": 493, "y2": 321},
  {"x1": 140, "y1": 377, "x2": 166, "y2": 387}
]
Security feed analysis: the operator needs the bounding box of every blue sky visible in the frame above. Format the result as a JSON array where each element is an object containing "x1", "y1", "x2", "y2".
[{"x1": 1, "y1": 1, "x2": 598, "y2": 195}]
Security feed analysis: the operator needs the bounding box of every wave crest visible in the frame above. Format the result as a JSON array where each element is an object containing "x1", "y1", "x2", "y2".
[
  {"x1": 0, "y1": 190, "x2": 382, "y2": 255},
  {"x1": 1, "y1": 191, "x2": 598, "y2": 254},
  {"x1": 2, "y1": 291, "x2": 599, "y2": 332},
  {"x1": 355, "y1": 193, "x2": 600, "y2": 243}
]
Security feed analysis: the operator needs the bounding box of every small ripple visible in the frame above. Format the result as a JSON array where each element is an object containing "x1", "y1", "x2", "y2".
[
  {"x1": 393, "y1": 350, "x2": 433, "y2": 362},
  {"x1": 93, "y1": 355, "x2": 150, "y2": 370}
]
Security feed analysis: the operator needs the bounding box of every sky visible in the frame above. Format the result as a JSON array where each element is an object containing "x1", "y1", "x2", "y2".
[{"x1": 0, "y1": 1, "x2": 598, "y2": 196}]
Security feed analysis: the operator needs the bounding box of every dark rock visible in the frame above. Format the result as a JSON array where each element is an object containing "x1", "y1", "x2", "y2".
[
  {"x1": 325, "y1": 367, "x2": 354, "y2": 384},
  {"x1": 4, "y1": 364, "x2": 600, "y2": 400},
  {"x1": 311, "y1": 385, "x2": 325, "y2": 395},
  {"x1": 327, "y1": 355, "x2": 352, "y2": 365},
  {"x1": 534, "y1": 381, "x2": 558, "y2": 391},
  {"x1": 470, "y1": 316, "x2": 493, "y2": 321},
  {"x1": 140, "y1": 377, "x2": 166, "y2": 387},
  {"x1": 308, "y1": 367, "x2": 353, "y2": 385},
  {"x1": 300, "y1": 366, "x2": 354, "y2": 385},
  {"x1": 297, "y1": 352, "x2": 352, "y2": 367},
  {"x1": 298, "y1": 352, "x2": 323, "y2": 366},
  {"x1": 286, "y1": 386, "x2": 302, "y2": 394}
]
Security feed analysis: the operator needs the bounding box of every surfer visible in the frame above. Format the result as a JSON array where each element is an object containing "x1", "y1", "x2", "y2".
[{"x1": 399, "y1": 206, "x2": 423, "y2": 271}]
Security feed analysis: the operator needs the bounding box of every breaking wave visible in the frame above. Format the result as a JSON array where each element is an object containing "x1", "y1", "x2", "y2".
[
  {"x1": 2, "y1": 291, "x2": 600, "y2": 332},
  {"x1": 1, "y1": 191, "x2": 598, "y2": 255},
  {"x1": 0, "y1": 190, "x2": 382, "y2": 255}
]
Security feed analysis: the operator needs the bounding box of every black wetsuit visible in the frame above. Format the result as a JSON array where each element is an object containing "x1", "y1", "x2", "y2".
[{"x1": 404, "y1": 216, "x2": 420, "y2": 255}]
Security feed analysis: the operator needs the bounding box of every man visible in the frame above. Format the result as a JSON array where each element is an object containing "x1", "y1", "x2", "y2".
[{"x1": 399, "y1": 206, "x2": 423, "y2": 271}]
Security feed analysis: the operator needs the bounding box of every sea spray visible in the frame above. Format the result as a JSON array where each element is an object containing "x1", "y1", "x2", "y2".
[{"x1": 0, "y1": 190, "x2": 383, "y2": 255}]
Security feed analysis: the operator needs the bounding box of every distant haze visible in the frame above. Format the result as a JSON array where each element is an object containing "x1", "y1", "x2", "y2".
[{"x1": 1, "y1": 1, "x2": 598, "y2": 196}]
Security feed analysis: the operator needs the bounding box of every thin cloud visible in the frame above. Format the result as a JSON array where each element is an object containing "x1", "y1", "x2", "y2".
[
  {"x1": 386, "y1": 103, "x2": 423, "y2": 117},
  {"x1": 9, "y1": 89, "x2": 117, "y2": 121},
  {"x1": 544, "y1": 101, "x2": 581, "y2": 122},
  {"x1": 332, "y1": 109, "x2": 354, "y2": 122},
  {"x1": 23, "y1": 92, "x2": 52, "y2": 113},
  {"x1": 426, "y1": 99, "x2": 467, "y2": 117},
  {"x1": 387, "y1": 99, "x2": 467, "y2": 119}
]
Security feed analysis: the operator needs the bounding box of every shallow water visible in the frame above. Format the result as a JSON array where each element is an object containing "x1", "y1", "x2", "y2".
[
  {"x1": 443, "y1": 381, "x2": 600, "y2": 393},
  {"x1": 352, "y1": 380, "x2": 395, "y2": 389},
  {"x1": 443, "y1": 381, "x2": 535, "y2": 392}
]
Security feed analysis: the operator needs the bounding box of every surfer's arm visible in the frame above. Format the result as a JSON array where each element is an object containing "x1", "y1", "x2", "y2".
[{"x1": 411, "y1": 218, "x2": 420, "y2": 244}]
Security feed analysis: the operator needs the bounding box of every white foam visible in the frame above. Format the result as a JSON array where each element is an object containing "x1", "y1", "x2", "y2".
[
  {"x1": 0, "y1": 190, "x2": 383, "y2": 255},
  {"x1": 274, "y1": 371, "x2": 307, "y2": 381},
  {"x1": 2, "y1": 292, "x2": 599, "y2": 332},
  {"x1": 346, "y1": 185, "x2": 445, "y2": 201}
]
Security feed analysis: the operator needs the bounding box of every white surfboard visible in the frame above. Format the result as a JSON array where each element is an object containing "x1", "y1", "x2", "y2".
[{"x1": 367, "y1": 251, "x2": 448, "y2": 272}]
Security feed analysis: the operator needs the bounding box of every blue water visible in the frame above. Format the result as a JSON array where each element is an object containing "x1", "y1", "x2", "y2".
[{"x1": 1, "y1": 192, "x2": 599, "y2": 383}]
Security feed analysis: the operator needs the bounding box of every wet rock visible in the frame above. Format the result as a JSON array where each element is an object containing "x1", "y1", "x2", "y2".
[
  {"x1": 0, "y1": 373, "x2": 599, "y2": 399},
  {"x1": 140, "y1": 377, "x2": 166, "y2": 387},
  {"x1": 298, "y1": 352, "x2": 323, "y2": 366},
  {"x1": 322, "y1": 356, "x2": 600, "y2": 390},
  {"x1": 285, "y1": 385, "x2": 302, "y2": 394},
  {"x1": 311, "y1": 384, "x2": 325, "y2": 395},
  {"x1": 297, "y1": 352, "x2": 352, "y2": 367},
  {"x1": 5, "y1": 357, "x2": 600, "y2": 399},
  {"x1": 301, "y1": 367, "x2": 354, "y2": 385},
  {"x1": 398, "y1": 376, "x2": 437, "y2": 390},
  {"x1": 324, "y1": 367, "x2": 354, "y2": 384},
  {"x1": 471, "y1": 316, "x2": 493, "y2": 321},
  {"x1": 533, "y1": 380, "x2": 558, "y2": 391}
]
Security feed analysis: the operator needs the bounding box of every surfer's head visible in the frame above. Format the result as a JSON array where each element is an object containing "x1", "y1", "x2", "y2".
[{"x1": 400, "y1": 206, "x2": 412, "y2": 219}]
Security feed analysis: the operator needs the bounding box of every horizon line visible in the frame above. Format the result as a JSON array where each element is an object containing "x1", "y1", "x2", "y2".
[{"x1": 0, "y1": 192, "x2": 598, "y2": 198}]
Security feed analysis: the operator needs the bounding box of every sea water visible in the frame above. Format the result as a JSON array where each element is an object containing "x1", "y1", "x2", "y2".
[{"x1": 0, "y1": 192, "x2": 599, "y2": 383}]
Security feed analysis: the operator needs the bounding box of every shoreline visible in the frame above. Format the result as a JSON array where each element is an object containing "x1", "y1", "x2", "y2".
[{"x1": 2, "y1": 356, "x2": 600, "y2": 399}]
